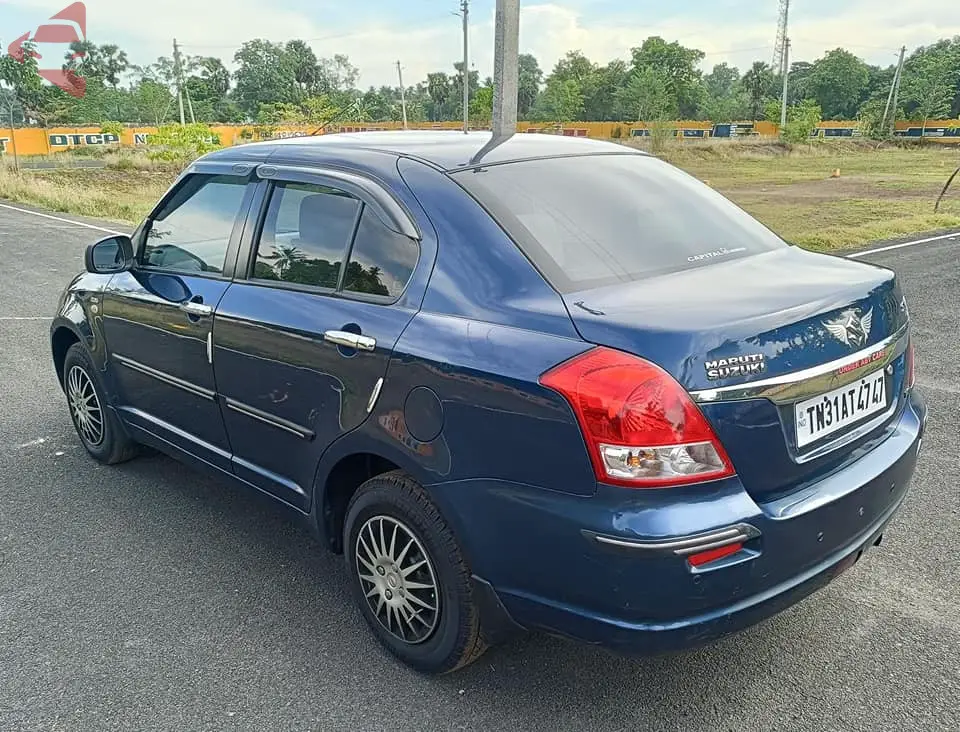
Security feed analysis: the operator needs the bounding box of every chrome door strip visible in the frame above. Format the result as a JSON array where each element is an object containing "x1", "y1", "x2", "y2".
[
  {"x1": 113, "y1": 354, "x2": 215, "y2": 401},
  {"x1": 689, "y1": 322, "x2": 909, "y2": 406},
  {"x1": 223, "y1": 397, "x2": 315, "y2": 440}
]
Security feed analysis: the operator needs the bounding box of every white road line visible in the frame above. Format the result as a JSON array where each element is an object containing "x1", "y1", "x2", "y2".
[
  {"x1": 847, "y1": 231, "x2": 958, "y2": 258},
  {"x1": 0, "y1": 202, "x2": 125, "y2": 235}
]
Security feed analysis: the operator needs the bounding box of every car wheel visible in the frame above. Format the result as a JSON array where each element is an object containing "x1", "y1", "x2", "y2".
[
  {"x1": 63, "y1": 343, "x2": 139, "y2": 464},
  {"x1": 344, "y1": 470, "x2": 487, "y2": 674}
]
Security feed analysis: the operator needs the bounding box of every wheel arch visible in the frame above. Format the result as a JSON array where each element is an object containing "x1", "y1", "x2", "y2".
[
  {"x1": 311, "y1": 430, "x2": 437, "y2": 554},
  {"x1": 51, "y1": 322, "x2": 82, "y2": 391}
]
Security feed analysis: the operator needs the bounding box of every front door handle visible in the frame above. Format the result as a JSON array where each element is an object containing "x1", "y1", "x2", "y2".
[
  {"x1": 180, "y1": 300, "x2": 213, "y2": 318},
  {"x1": 324, "y1": 330, "x2": 376, "y2": 352}
]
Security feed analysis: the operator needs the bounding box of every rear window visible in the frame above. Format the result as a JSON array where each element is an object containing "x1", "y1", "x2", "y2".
[{"x1": 452, "y1": 154, "x2": 788, "y2": 293}]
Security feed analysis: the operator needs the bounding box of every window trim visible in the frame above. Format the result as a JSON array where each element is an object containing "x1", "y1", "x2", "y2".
[
  {"x1": 257, "y1": 164, "x2": 421, "y2": 241},
  {"x1": 237, "y1": 171, "x2": 421, "y2": 306},
  {"x1": 134, "y1": 165, "x2": 257, "y2": 281}
]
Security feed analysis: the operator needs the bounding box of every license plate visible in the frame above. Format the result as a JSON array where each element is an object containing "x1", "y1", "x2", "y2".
[{"x1": 794, "y1": 369, "x2": 887, "y2": 448}]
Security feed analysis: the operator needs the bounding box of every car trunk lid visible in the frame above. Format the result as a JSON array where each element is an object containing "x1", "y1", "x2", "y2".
[{"x1": 563, "y1": 246, "x2": 910, "y2": 503}]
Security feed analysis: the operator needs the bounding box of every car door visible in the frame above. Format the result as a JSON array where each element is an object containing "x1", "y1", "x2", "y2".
[
  {"x1": 211, "y1": 167, "x2": 423, "y2": 510},
  {"x1": 101, "y1": 162, "x2": 258, "y2": 470}
]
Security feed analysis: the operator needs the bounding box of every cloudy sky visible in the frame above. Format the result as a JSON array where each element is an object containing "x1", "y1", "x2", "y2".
[{"x1": 0, "y1": 0, "x2": 954, "y2": 88}]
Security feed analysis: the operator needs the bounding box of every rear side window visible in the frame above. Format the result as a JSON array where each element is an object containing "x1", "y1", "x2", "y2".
[
  {"x1": 253, "y1": 182, "x2": 361, "y2": 289},
  {"x1": 453, "y1": 154, "x2": 787, "y2": 293},
  {"x1": 342, "y1": 208, "x2": 420, "y2": 299}
]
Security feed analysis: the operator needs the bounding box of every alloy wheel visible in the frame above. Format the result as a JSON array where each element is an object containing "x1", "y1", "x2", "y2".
[
  {"x1": 67, "y1": 365, "x2": 104, "y2": 447},
  {"x1": 355, "y1": 515, "x2": 440, "y2": 644}
]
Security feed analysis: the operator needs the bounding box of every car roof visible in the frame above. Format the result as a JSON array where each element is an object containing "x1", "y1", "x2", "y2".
[{"x1": 211, "y1": 130, "x2": 643, "y2": 172}]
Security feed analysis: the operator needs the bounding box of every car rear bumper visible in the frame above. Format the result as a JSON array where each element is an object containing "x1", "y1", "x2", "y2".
[
  {"x1": 430, "y1": 389, "x2": 926, "y2": 655},
  {"x1": 492, "y1": 482, "x2": 903, "y2": 654}
]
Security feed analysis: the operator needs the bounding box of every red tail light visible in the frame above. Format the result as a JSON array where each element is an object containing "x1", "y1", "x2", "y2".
[
  {"x1": 687, "y1": 542, "x2": 743, "y2": 567},
  {"x1": 905, "y1": 339, "x2": 915, "y2": 390},
  {"x1": 540, "y1": 347, "x2": 735, "y2": 488}
]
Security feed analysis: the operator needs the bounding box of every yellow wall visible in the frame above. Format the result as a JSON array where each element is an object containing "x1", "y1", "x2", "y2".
[{"x1": 2, "y1": 120, "x2": 959, "y2": 156}]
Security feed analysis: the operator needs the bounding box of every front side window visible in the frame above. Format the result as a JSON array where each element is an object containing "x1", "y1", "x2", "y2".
[
  {"x1": 253, "y1": 182, "x2": 361, "y2": 289},
  {"x1": 141, "y1": 174, "x2": 249, "y2": 275}
]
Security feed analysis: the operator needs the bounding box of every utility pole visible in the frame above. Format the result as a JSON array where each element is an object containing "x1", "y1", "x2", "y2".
[
  {"x1": 396, "y1": 61, "x2": 408, "y2": 129},
  {"x1": 780, "y1": 38, "x2": 790, "y2": 130},
  {"x1": 884, "y1": 46, "x2": 907, "y2": 137},
  {"x1": 491, "y1": 0, "x2": 520, "y2": 139},
  {"x1": 172, "y1": 38, "x2": 186, "y2": 125},
  {"x1": 460, "y1": 0, "x2": 470, "y2": 133}
]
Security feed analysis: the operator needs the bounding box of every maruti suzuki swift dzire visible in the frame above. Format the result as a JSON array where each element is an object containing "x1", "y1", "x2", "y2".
[{"x1": 51, "y1": 132, "x2": 926, "y2": 674}]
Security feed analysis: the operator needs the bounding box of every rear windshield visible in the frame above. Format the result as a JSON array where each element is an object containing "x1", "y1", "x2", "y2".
[{"x1": 452, "y1": 153, "x2": 788, "y2": 293}]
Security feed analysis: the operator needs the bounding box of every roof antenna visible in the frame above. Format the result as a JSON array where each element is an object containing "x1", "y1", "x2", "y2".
[{"x1": 469, "y1": 0, "x2": 520, "y2": 166}]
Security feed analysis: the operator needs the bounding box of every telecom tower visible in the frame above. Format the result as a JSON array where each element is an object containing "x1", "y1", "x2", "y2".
[{"x1": 773, "y1": 0, "x2": 790, "y2": 74}]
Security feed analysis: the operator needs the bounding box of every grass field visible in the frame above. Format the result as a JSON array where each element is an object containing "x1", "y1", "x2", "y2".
[
  {"x1": 655, "y1": 140, "x2": 960, "y2": 249},
  {"x1": 2, "y1": 139, "x2": 959, "y2": 250}
]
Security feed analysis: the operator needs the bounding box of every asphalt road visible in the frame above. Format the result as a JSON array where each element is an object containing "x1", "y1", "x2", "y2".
[{"x1": 0, "y1": 203, "x2": 958, "y2": 732}]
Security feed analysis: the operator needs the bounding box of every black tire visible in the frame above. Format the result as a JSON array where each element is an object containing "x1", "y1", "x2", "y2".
[
  {"x1": 344, "y1": 470, "x2": 487, "y2": 674},
  {"x1": 63, "y1": 343, "x2": 139, "y2": 465}
]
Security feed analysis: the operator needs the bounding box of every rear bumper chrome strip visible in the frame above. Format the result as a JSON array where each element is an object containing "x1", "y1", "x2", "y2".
[
  {"x1": 583, "y1": 523, "x2": 761, "y2": 556},
  {"x1": 689, "y1": 322, "x2": 909, "y2": 406}
]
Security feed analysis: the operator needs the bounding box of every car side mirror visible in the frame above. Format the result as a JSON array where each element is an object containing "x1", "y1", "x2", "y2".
[{"x1": 85, "y1": 235, "x2": 134, "y2": 274}]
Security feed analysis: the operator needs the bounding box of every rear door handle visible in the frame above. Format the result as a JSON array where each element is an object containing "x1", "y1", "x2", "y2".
[
  {"x1": 180, "y1": 301, "x2": 213, "y2": 317},
  {"x1": 324, "y1": 330, "x2": 376, "y2": 352}
]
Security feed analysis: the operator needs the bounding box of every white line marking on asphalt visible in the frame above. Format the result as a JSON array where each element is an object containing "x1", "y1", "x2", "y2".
[
  {"x1": 0, "y1": 202, "x2": 124, "y2": 235},
  {"x1": 847, "y1": 231, "x2": 958, "y2": 258}
]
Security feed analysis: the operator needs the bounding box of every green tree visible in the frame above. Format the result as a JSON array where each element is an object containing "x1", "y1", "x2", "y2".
[
  {"x1": 518, "y1": 54, "x2": 543, "y2": 118},
  {"x1": 629, "y1": 37, "x2": 706, "y2": 118},
  {"x1": 740, "y1": 61, "x2": 776, "y2": 120},
  {"x1": 470, "y1": 84, "x2": 493, "y2": 124},
  {"x1": 131, "y1": 78, "x2": 176, "y2": 125},
  {"x1": 806, "y1": 48, "x2": 870, "y2": 119},
  {"x1": 546, "y1": 51, "x2": 599, "y2": 121},
  {"x1": 425, "y1": 72, "x2": 453, "y2": 121},
  {"x1": 0, "y1": 40, "x2": 57, "y2": 124},
  {"x1": 64, "y1": 42, "x2": 130, "y2": 90},
  {"x1": 616, "y1": 67, "x2": 673, "y2": 121},
  {"x1": 703, "y1": 63, "x2": 745, "y2": 122},
  {"x1": 233, "y1": 39, "x2": 298, "y2": 117},
  {"x1": 787, "y1": 61, "x2": 814, "y2": 104},
  {"x1": 902, "y1": 53, "x2": 957, "y2": 138},
  {"x1": 285, "y1": 40, "x2": 320, "y2": 95},
  {"x1": 532, "y1": 78, "x2": 584, "y2": 124},
  {"x1": 451, "y1": 61, "x2": 480, "y2": 119},
  {"x1": 317, "y1": 54, "x2": 360, "y2": 95},
  {"x1": 704, "y1": 63, "x2": 740, "y2": 99},
  {"x1": 589, "y1": 60, "x2": 629, "y2": 121},
  {"x1": 780, "y1": 99, "x2": 822, "y2": 143},
  {"x1": 257, "y1": 95, "x2": 339, "y2": 125}
]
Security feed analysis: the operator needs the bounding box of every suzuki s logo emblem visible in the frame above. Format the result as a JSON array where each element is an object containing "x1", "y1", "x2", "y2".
[{"x1": 823, "y1": 307, "x2": 873, "y2": 348}]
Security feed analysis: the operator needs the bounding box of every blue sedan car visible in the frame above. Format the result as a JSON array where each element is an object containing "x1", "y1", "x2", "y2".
[{"x1": 51, "y1": 132, "x2": 925, "y2": 674}]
